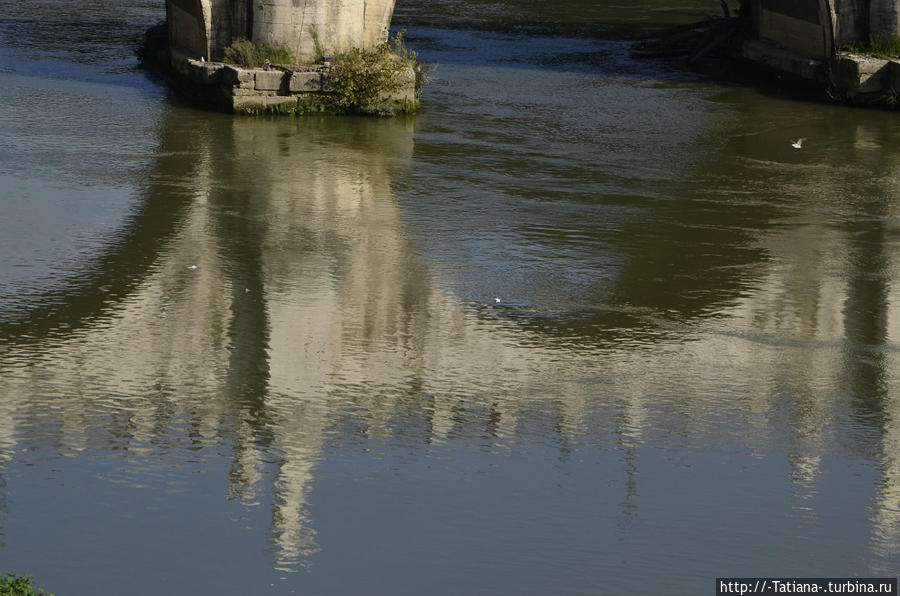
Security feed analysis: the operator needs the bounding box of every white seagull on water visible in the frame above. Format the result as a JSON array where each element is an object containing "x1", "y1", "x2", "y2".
[{"x1": 791, "y1": 138, "x2": 805, "y2": 149}]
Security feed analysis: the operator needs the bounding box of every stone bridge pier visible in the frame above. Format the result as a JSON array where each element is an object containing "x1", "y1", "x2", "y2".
[
  {"x1": 748, "y1": 0, "x2": 900, "y2": 60},
  {"x1": 166, "y1": 0, "x2": 397, "y2": 62},
  {"x1": 743, "y1": 0, "x2": 900, "y2": 105}
]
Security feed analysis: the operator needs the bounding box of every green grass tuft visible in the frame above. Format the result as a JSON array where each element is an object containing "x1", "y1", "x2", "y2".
[
  {"x1": 222, "y1": 38, "x2": 295, "y2": 68},
  {"x1": 841, "y1": 35, "x2": 900, "y2": 59}
]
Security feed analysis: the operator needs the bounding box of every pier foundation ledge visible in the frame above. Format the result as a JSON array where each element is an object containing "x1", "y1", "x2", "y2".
[
  {"x1": 739, "y1": 0, "x2": 900, "y2": 108},
  {"x1": 161, "y1": 46, "x2": 417, "y2": 115},
  {"x1": 147, "y1": 0, "x2": 419, "y2": 115}
]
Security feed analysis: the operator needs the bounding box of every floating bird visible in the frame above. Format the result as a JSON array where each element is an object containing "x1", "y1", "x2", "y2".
[
  {"x1": 187, "y1": 265, "x2": 198, "y2": 270},
  {"x1": 791, "y1": 138, "x2": 805, "y2": 149},
  {"x1": 494, "y1": 297, "x2": 501, "y2": 303}
]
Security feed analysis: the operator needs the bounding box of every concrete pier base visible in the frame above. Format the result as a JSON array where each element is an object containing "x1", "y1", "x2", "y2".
[
  {"x1": 170, "y1": 51, "x2": 417, "y2": 115},
  {"x1": 142, "y1": 30, "x2": 418, "y2": 116},
  {"x1": 740, "y1": 0, "x2": 900, "y2": 108}
]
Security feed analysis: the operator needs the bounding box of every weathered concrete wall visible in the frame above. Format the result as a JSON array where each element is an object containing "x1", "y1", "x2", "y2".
[
  {"x1": 749, "y1": 0, "x2": 900, "y2": 60},
  {"x1": 167, "y1": 0, "x2": 210, "y2": 58},
  {"x1": 830, "y1": 0, "x2": 900, "y2": 45},
  {"x1": 753, "y1": 0, "x2": 833, "y2": 59},
  {"x1": 251, "y1": 0, "x2": 396, "y2": 61},
  {"x1": 742, "y1": 0, "x2": 900, "y2": 105},
  {"x1": 870, "y1": 0, "x2": 900, "y2": 40},
  {"x1": 167, "y1": 0, "x2": 396, "y2": 62},
  {"x1": 832, "y1": 0, "x2": 868, "y2": 45},
  {"x1": 207, "y1": 0, "x2": 241, "y2": 58}
]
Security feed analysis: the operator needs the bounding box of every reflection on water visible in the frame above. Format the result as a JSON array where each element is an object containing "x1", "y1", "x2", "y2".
[
  {"x1": 0, "y1": 113, "x2": 608, "y2": 573},
  {"x1": 1, "y1": 0, "x2": 900, "y2": 593},
  {"x1": 690, "y1": 104, "x2": 900, "y2": 574}
]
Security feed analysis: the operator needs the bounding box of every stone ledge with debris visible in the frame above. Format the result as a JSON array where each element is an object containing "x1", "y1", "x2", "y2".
[
  {"x1": 166, "y1": 48, "x2": 417, "y2": 115},
  {"x1": 631, "y1": 1, "x2": 900, "y2": 110},
  {"x1": 741, "y1": 40, "x2": 900, "y2": 107},
  {"x1": 830, "y1": 53, "x2": 900, "y2": 106}
]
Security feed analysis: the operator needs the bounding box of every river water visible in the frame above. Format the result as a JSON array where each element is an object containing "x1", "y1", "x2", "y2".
[{"x1": 1, "y1": 1, "x2": 899, "y2": 594}]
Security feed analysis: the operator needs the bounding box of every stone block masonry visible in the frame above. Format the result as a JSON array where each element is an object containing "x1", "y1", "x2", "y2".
[
  {"x1": 831, "y1": 54, "x2": 900, "y2": 104},
  {"x1": 168, "y1": 52, "x2": 417, "y2": 115},
  {"x1": 254, "y1": 69, "x2": 286, "y2": 91},
  {"x1": 289, "y1": 72, "x2": 322, "y2": 93}
]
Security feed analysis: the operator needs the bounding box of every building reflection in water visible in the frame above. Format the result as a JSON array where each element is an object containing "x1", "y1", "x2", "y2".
[
  {"x1": 0, "y1": 112, "x2": 605, "y2": 570},
  {"x1": 701, "y1": 115, "x2": 900, "y2": 572},
  {"x1": 0, "y1": 104, "x2": 900, "y2": 574}
]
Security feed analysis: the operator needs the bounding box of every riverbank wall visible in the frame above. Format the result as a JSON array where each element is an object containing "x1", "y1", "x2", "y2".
[{"x1": 743, "y1": 0, "x2": 900, "y2": 105}]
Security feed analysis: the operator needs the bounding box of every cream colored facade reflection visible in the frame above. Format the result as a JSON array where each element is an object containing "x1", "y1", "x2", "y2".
[
  {"x1": 0, "y1": 390, "x2": 12, "y2": 466},
  {"x1": 0, "y1": 117, "x2": 596, "y2": 570},
  {"x1": 726, "y1": 220, "x2": 846, "y2": 495},
  {"x1": 873, "y1": 282, "x2": 900, "y2": 572},
  {"x1": 859, "y1": 121, "x2": 900, "y2": 573},
  {"x1": 0, "y1": 140, "x2": 234, "y2": 450},
  {"x1": 237, "y1": 119, "x2": 593, "y2": 567},
  {"x1": 684, "y1": 118, "x2": 900, "y2": 560},
  {"x1": 871, "y1": 380, "x2": 900, "y2": 573},
  {"x1": 3, "y1": 115, "x2": 900, "y2": 572}
]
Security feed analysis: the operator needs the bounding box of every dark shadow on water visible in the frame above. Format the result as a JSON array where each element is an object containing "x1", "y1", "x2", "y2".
[{"x1": 0, "y1": 116, "x2": 200, "y2": 347}]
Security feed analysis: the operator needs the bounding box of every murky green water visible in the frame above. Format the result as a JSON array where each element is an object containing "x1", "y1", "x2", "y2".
[{"x1": 1, "y1": 2, "x2": 899, "y2": 594}]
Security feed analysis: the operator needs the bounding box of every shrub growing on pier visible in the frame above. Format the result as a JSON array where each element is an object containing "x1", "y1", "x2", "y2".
[
  {"x1": 328, "y1": 30, "x2": 427, "y2": 115},
  {"x1": 0, "y1": 573, "x2": 54, "y2": 596},
  {"x1": 218, "y1": 31, "x2": 428, "y2": 116}
]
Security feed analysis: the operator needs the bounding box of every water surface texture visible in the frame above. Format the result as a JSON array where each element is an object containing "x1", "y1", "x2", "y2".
[{"x1": 1, "y1": 1, "x2": 899, "y2": 594}]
